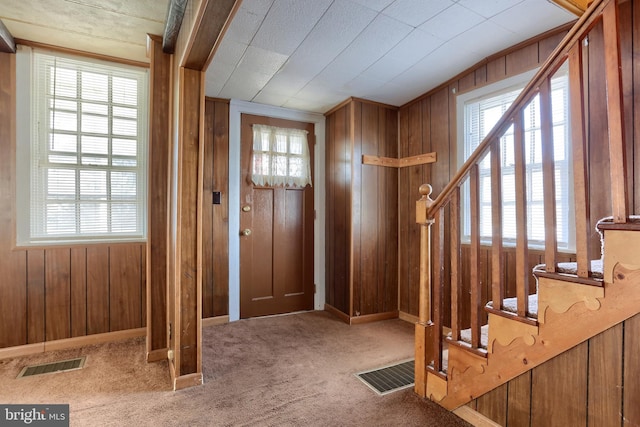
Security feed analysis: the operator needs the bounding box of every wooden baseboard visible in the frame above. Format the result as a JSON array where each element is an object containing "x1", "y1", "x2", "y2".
[
  {"x1": 202, "y1": 315, "x2": 229, "y2": 327},
  {"x1": 173, "y1": 372, "x2": 203, "y2": 391},
  {"x1": 324, "y1": 304, "x2": 350, "y2": 324},
  {"x1": 350, "y1": 310, "x2": 399, "y2": 325},
  {"x1": 324, "y1": 305, "x2": 399, "y2": 325},
  {"x1": 453, "y1": 406, "x2": 501, "y2": 427},
  {"x1": 146, "y1": 348, "x2": 168, "y2": 363},
  {"x1": 0, "y1": 328, "x2": 146, "y2": 360},
  {"x1": 399, "y1": 311, "x2": 419, "y2": 324}
]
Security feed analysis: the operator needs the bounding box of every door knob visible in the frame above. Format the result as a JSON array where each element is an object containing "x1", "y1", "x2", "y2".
[
  {"x1": 241, "y1": 228, "x2": 252, "y2": 236},
  {"x1": 242, "y1": 205, "x2": 251, "y2": 212}
]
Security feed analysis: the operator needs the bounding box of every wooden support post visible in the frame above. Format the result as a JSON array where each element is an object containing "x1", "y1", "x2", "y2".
[
  {"x1": 415, "y1": 184, "x2": 435, "y2": 397},
  {"x1": 146, "y1": 35, "x2": 172, "y2": 363}
]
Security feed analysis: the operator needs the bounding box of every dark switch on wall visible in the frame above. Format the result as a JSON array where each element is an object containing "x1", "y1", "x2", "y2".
[{"x1": 213, "y1": 191, "x2": 221, "y2": 205}]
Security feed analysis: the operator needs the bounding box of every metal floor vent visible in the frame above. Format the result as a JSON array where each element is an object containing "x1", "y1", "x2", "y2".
[
  {"x1": 356, "y1": 359, "x2": 414, "y2": 395},
  {"x1": 17, "y1": 356, "x2": 86, "y2": 378}
]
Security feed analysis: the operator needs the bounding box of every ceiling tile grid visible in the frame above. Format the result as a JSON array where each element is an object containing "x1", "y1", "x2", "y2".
[{"x1": 205, "y1": 0, "x2": 575, "y2": 113}]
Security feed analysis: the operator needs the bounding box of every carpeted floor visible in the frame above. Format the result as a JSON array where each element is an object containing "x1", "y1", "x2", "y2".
[{"x1": 0, "y1": 311, "x2": 470, "y2": 427}]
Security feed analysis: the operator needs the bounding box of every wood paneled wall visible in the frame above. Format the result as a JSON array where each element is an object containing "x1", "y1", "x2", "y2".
[
  {"x1": 325, "y1": 98, "x2": 398, "y2": 319},
  {"x1": 0, "y1": 52, "x2": 147, "y2": 350},
  {"x1": 202, "y1": 97, "x2": 229, "y2": 318},
  {"x1": 397, "y1": 25, "x2": 574, "y2": 318},
  {"x1": 325, "y1": 102, "x2": 351, "y2": 315},
  {"x1": 470, "y1": 313, "x2": 640, "y2": 426}
]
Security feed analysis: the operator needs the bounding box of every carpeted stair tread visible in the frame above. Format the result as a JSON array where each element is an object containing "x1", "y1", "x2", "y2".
[
  {"x1": 448, "y1": 324, "x2": 489, "y2": 349},
  {"x1": 486, "y1": 293, "x2": 538, "y2": 318},
  {"x1": 533, "y1": 258, "x2": 603, "y2": 280}
]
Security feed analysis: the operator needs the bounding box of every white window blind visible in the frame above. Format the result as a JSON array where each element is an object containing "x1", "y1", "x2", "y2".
[
  {"x1": 17, "y1": 49, "x2": 148, "y2": 245},
  {"x1": 461, "y1": 68, "x2": 573, "y2": 250},
  {"x1": 251, "y1": 124, "x2": 312, "y2": 187}
]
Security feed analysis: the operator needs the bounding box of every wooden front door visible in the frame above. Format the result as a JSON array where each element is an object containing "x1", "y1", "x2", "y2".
[{"x1": 239, "y1": 114, "x2": 314, "y2": 318}]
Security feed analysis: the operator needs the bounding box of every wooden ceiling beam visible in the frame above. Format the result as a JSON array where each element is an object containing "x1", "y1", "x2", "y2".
[
  {"x1": 182, "y1": 0, "x2": 239, "y2": 70},
  {"x1": 0, "y1": 19, "x2": 16, "y2": 53},
  {"x1": 162, "y1": 0, "x2": 188, "y2": 54}
]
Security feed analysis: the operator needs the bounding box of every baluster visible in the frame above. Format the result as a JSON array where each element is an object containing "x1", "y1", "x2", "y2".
[
  {"x1": 540, "y1": 78, "x2": 557, "y2": 273},
  {"x1": 568, "y1": 44, "x2": 592, "y2": 277},
  {"x1": 450, "y1": 187, "x2": 462, "y2": 341},
  {"x1": 432, "y1": 207, "x2": 445, "y2": 371},
  {"x1": 514, "y1": 110, "x2": 530, "y2": 316},
  {"x1": 491, "y1": 139, "x2": 504, "y2": 310},
  {"x1": 602, "y1": 0, "x2": 628, "y2": 223},
  {"x1": 469, "y1": 164, "x2": 482, "y2": 349}
]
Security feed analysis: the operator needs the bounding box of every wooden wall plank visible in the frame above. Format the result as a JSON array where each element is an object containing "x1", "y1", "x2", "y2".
[
  {"x1": 476, "y1": 383, "x2": 508, "y2": 426},
  {"x1": 212, "y1": 99, "x2": 229, "y2": 316},
  {"x1": 202, "y1": 98, "x2": 215, "y2": 318},
  {"x1": 505, "y1": 43, "x2": 539, "y2": 76},
  {"x1": 45, "y1": 248, "x2": 71, "y2": 341},
  {"x1": 623, "y1": 314, "x2": 640, "y2": 426},
  {"x1": 507, "y1": 371, "x2": 531, "y2": 427},
  {"x1": 486, "y1": 57, "x2": 506, "y2": 84},
  {"x1": 531, "y1": 342, "x2": 588, "y2": 426},
  {"x1": 398, "y1": 105, "x2": 410, "y2": 314},
  {"x1": 588, "y1": 324, "x2": 623, "y2": 426},
  {"x1": 109, "y1": 245, "x2": 143, "y2": 331},
  {"x1": 352, "y1": 101, "x2": 363, "y2": 316},
  {"x1": 87, "y1": 246, "x2": 109, "y2": 335},
  {"x1": 383, "y1": 107, "x2": 399, "y2": 312},
  {"x1": 26, "y1": 250, "x2": 45, "y2": 344},
  {"x1": 70, "y1": 247, "x2": 87, "y2": 337}
]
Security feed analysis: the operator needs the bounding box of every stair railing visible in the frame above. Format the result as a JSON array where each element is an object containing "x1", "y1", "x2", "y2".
[{"x1": 415, "y1": 0, "x2": 627, "y2": 392}]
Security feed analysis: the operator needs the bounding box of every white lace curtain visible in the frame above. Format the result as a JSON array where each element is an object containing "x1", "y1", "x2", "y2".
[{"x1": 251, "y1": 124, "x2": 312, "y2": 187}]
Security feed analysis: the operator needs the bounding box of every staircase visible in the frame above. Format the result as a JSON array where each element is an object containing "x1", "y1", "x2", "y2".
[{"x1": 413, "y1": 0, "x2": 640, "y2": 413}]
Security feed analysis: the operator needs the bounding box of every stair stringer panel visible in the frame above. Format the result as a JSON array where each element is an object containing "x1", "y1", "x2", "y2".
[{"x1": 432, "y1": 262, "x2": 640, "y2": 410}]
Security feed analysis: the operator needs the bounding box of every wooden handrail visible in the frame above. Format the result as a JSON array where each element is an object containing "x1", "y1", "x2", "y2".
[
  {"x1": 427, "y1": 0, "x2": 614, "y2": 218},
  {"x1": 415, "y1": 0, "x2": 629, "y2": 380}
]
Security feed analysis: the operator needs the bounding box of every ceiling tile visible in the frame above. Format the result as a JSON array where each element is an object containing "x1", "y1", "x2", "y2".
[
  {"x1": 239, "y1": 0, "x2": 275, "y2": 16},
  {"x1": 347, "y1": 0, "x2": 396, "y2": 12},
  {"x1": 419, "y1": 3, "x2": 485, "y2": 40},
  {"x1": 457, "y1": 0, "x2": 524, "y2": 19},
  {"x1": 449, "y1": 19, "x2": 517, "y2": 56},
  {"x1": 237, "y1": 46, "x2": 288, "y2": 77},
  {"x1": 205, "y1": 60, "x2": 236, "y2": 96},
  {"x1": 250, "y1": 0, "x2": 333, "y2": 55},
  {"x1": 491, "y1": 0, "x2": 575, "y2": 38},
  {"x1": 381, "y1": 0, "x2": 454, "y2": 27},
  {"x1": 225, "y1": 5, "x2": 266, "y2": 45}
]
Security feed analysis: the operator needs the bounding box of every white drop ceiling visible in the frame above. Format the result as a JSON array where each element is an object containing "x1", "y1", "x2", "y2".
[
  {"x1": 0, "y1": 0, "x2": 577, "y2": 113},
  {"x1": 206, "y1": 0, "x2": 576, "y2": 112}
]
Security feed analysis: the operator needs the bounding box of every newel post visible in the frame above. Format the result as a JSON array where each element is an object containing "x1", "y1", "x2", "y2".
[{"x1": 414, "y1": 183, "x2": 435, "y2": 398}]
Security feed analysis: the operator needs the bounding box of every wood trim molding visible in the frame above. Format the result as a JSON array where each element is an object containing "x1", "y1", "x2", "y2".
[
  {"x1": 146, "y1": 348, "x2": 168, "y2": 363},
  {"x1": 0, "y1": 19, "x2": 16, "y2": 53},
  {"x1": 399, "y1": 311, "x2": 419, "y2": 324},
  {"x1": 362, "y1": 152, "x2": 437, "y2": 168},
  {"x1": 173, "y1": 372, "x2": 203, "y2": 391},
  {"x1": 202, "y1": 315, "x2": 230, "y2": 327},
  {"x1": 550, "y1": 0, "x2": 588, "y2": 16},
  {"x1": 325, "y1": 304, "x2": 350, "y2": 324},
  {"x1": 15, "y1": 39, "x2": 149, "y2": 68},
  {"x1": 453, "y1": 406, "x2": 502, "y2": 427},
  {"x1": 0, "y1": 328, "x2": 146, "y2": 360},
  {"x1": 350, "y1": 310, "x2": 399, "y2": 325}
]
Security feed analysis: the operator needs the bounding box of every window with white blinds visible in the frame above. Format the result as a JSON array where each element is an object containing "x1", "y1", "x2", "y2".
[
  {"x1": 16, "y1": 49, "x2": 148, "y2": 245},
  {"x1": 460, "y1": 68, "x2": 573, "y2": 250}
]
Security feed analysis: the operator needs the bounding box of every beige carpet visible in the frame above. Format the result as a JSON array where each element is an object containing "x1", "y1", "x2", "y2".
[{"x1": 0, "y1": 311, "x2": 470, "y2": 427}]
